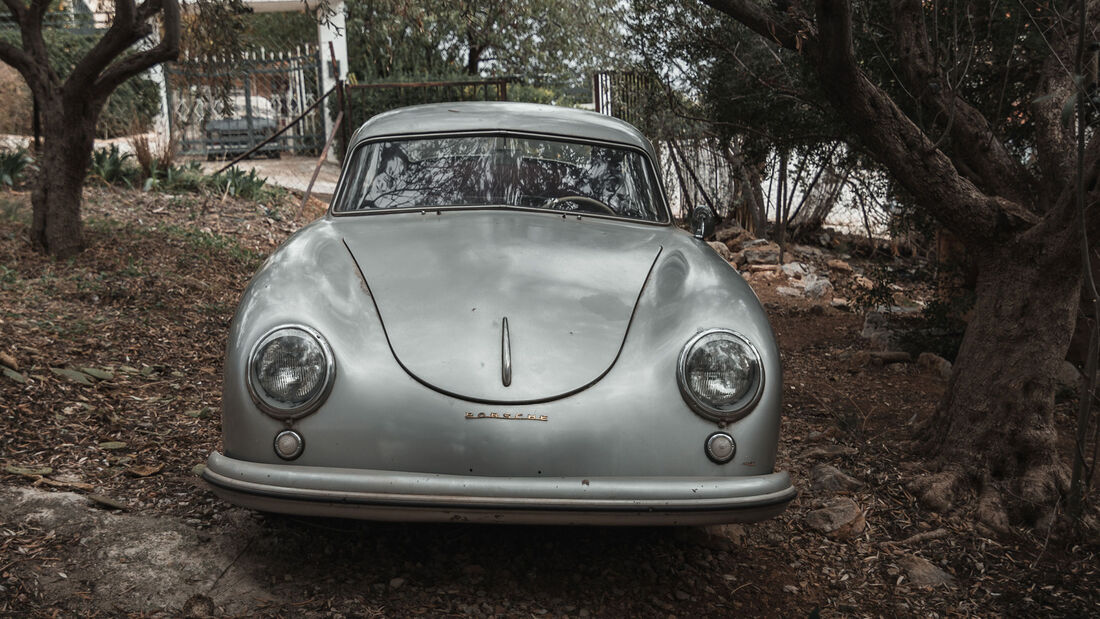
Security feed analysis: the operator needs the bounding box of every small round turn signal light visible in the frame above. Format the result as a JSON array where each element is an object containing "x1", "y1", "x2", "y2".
[
  {"x1": 705, "y1": 432, "x2": 736, "y2": 464},
  {"x1": 274, "y1": 429, "x2": 304, "y2": 460}
]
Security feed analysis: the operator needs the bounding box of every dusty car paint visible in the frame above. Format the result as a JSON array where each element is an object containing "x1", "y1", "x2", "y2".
[{"x1": 204, "y1": 102, "x2": 795, "y2": 524}]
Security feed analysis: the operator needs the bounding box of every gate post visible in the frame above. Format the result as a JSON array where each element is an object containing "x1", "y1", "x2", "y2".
[{"x1": 317, "y1": 0, "x2": 348, "y2": 161}]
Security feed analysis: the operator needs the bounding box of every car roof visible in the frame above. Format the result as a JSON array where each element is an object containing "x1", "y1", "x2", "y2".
[{"x1": 349, "y1": 102, "x2": 655, "y2": 153}]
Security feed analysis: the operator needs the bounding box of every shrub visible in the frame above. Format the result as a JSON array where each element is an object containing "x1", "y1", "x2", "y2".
[
  {"x1": 0, "y1": 147, "x2": 33, "y2": 188},
  {"x1": 89, "y1": 145, "x2": 138, "y2": 186}
]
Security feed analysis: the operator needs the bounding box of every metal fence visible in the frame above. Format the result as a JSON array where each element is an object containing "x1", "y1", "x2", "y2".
[{"x1": 166, "y1": 46, "x2": 325, "y2": 159}]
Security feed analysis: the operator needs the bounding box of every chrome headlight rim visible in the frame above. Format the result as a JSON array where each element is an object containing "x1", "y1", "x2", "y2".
[
  {"x1": 246, "y1": 324, "x2": 336, "y2": 419},
  {"x1": 677, "y1": 328, "x2": 765, "y2": 424}
]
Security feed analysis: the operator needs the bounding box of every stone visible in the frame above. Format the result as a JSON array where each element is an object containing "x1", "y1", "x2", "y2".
[
  {"x1": 777, "y1": 286, "x2": 803, "y2": 298},
  {"x1": 810, "y1": 464, "x2": 865, "y2": 492},
  {"x1": 917, "y1": 352, "x2": 953, "y2": 381},
  {"x1": 707, "y1": 241, "x2": 734, "y2": 262},
  {"x1": 389, "y1": 577, "x2": 406, "y2": 589},
  {"x1": 861, "y1": 310, "x2": 889, "y2": 338},
  {"x1": 855, "y1": 275, "x2": 874, "y2": 289},
  {"x1": 714, "y1": 222, "x2": 748, "y2": 243},
  {"x1": 1056, "y1": 360, "x2": 1082, "y2": 394},
  {"x1": 805, "y1": 497, "x2": 866, "y2": 540},
  {"x1": 897, "y1": 555, "x2": 956, "y2": 587},
  {"x1": 742, "y1": 242, "x2": 780, "y2": 265},
  {"x1": 799, "y1": 274, "x2": 834, "y2": 299},
  {"x1": 826, "y1": 259, "x2": 852, "y2": 272},
  {"x1": 781, "y1": 262, "x2": 808, "y2": 279},
  {"x1": 830, "y1": 297, "x2": 849, "y2": 310}
]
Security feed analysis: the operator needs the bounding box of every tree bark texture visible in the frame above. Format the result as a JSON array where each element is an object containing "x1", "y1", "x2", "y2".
[
  {"x1": 916, "y1": 237, "x2": 1081, "y2": 526},
  {"x1": 0, "y1": 0, "x2": 180, "y2": 258},
  {"x1": 31, "y1": 101, "x2": 98, "y2": 257}
]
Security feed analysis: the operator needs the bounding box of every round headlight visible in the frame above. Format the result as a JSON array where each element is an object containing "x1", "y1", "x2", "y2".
[
  {"x1": 247, "y1": 325, "x2": 335, "y2": 418},
  {"x1": 677, "y1": 329, "x2": 763, "y2": 423}
]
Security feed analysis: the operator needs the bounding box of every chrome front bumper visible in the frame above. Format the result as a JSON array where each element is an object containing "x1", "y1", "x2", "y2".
[{"x1": 202, "y1": 452, "x2": 796, "y2": 525}]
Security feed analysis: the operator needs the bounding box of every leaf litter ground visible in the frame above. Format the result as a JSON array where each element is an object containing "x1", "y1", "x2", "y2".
[{"x1": 0, "y1": 187, "x2": 1096, "y2": 617}]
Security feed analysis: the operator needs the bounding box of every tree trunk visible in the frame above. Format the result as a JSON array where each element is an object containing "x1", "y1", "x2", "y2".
[
  {"x1": 914, "y1": 235, "x2": 1082, "y2": 528},
  {"x1": 31, "y1": 100, "x2": 97, "y2": 258}
]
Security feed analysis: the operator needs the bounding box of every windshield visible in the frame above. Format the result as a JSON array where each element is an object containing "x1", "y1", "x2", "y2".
[{"x1": 334, "y1": 135, "x2": 667, "y2": 222}]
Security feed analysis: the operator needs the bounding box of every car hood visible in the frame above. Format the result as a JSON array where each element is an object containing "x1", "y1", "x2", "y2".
[{"x1": 341, "y1": 210, "x2": 664, "y2": 403}]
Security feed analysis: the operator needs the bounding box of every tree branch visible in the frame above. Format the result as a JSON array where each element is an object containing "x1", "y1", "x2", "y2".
[
  {"x1": 809, "y1": 0, "x2": 1034, "y2": 240},
  {"x1": 700, "y1": 0, "x2": 816, "y2": 54},
  {"x1": 89, "y1": 0, "x2": 180, "y2": 102},
  {"x1": 0, "y1": 38, "x2": 33, "y2": 77},
  {"x1": 64, "y1": 0, "x2": 140, "y2": 95},
  {"x1": 1, "y1": 0, "x2": 25, "y2": 21},
  {"x1": 890, "y1": 0, "x2": 1034, "y2": 206}
]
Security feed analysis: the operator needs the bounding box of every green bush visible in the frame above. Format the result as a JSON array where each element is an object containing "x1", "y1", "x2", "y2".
[
  {"x1": 0, "y1": 147, "x2": 33, "y2": 188},
  {"x1": 89, "y1": 145, "x2": 138, "y2": 186}
]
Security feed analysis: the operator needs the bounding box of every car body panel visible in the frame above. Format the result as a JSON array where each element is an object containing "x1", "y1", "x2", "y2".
[
  {"x1": 343, "y1": 210, "x2": 664, "y2": 403},
  {"x1": 206, "y1": 102, "x2": 793, "y2": 524}
]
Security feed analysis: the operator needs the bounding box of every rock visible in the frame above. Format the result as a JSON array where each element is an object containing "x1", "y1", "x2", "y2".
[
  {"x1": 799, "y1": 274, "x2": 834, "y2": 299},
  {"x1": 827, "y1": 259, "x2": 852, "y2": 272},
  {"x1": 803, "y1": 445, "x2": 859, "y2": 459},
  {"x1": 830, "y1": 297, "x2": 849, "y2": 310},
  {"x1": 715, "y1": 223, "x2": 752, "y2": 248},
  {"x1": 742, "y1": 242, "x2": 780, "y2": 265},
  {"x1": 740, "y1": 238, "x2": 769, "y2": 249},
  {"x1": 389, "y1": 577, "x2": 406, "y2": 589},
  {"x1": 810, "y1": 464, "x2": 865, "y2": 492},
  {"x1": 855, "y1": 275, "x2": 874, "y2": 289},
  {"x1": 674, "y1": 589, "x2": 691, "y2": 601},
  {"x1": 707, "y1": 241, "x2": 734, "y2": 261},
  {"x1": 777, "y1": 286, "x2": 803, "y2": 298},
  {"x1": 793, "y1": 244, "x2": 823, "y2": 258},
  {"x1": 781, "y1": 262, "x2": 808, "y2": 279},
  {"x1": 1056, "y1": 360, "x2": 1082, "y2": 394},
  {"x1": 805, "y1": 497, "x2": 866, "y2": 540},
  {"x1": 897, "y1": 555, "x2": 956, "y2": 587},
  {"x1": 917, "y1": 352, "x2": 953, "y2": 380}
]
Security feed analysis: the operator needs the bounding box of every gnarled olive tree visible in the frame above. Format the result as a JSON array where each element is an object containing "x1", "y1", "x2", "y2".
[
  {"x1": 0, "y1": 0, "x2": 180, "y2": 257},
  {"x1": 703, "y1": 0, "x2": 1097, "y2": 527}
]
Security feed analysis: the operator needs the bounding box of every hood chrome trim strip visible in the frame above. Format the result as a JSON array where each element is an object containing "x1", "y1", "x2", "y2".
[{"x1": 502, "y1": 317, "x2": 512, "y2": 387}]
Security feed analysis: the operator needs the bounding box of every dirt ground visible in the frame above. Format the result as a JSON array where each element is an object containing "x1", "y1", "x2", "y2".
[{"x1": 1, "y1": 187, "x2": 1097, "y2": 617}]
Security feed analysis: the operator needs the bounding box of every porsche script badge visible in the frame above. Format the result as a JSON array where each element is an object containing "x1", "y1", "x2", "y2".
[{"x1": 465, "y1": 412, "x2": 548, "y2": 422}]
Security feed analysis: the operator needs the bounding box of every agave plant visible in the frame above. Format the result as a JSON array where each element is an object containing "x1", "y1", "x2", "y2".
[{"x1": 0, "y1": 147, "x2": 33, "y2": 188}]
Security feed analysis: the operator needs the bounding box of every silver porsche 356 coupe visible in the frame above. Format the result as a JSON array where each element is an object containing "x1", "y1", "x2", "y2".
[{"x1": 202, "y1": 101, "x2": 795, "y2": 525}]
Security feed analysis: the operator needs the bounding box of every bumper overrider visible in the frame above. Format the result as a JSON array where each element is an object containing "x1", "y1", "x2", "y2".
[{"x1": 202, "y1": 452, "x2": 796, "y2": 525}]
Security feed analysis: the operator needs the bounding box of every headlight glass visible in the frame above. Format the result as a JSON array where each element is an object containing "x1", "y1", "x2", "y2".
[
  {"x1": 678, "y1": 330, "x2": 763, "y2": 422},
  {"x1": 248, "y1": 326, "x2": 334, "y2": 418}
]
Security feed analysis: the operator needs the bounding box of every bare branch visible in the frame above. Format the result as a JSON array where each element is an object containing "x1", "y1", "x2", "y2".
[
  {"x1": 89, "y1": 0, "x2": 180, "y2": 102},
  {"x1": 0, "y1": 38, "x2": 33, "y2": 77},
  {"x1": 810, "y1": 0, "x2": 1035, "y2": 240},
  {"x1": 890, "y1": 0, "x2": 1034, "y2": 206},
  {"x1": 64, "y1": 0, "x2": 141, "y2": 95},
  {"x1": 1, "y1": 0, "x2": 25, "y2": 21},
  {"x1": 701, "y1": 0, "x2": 816, "y2": 54}
]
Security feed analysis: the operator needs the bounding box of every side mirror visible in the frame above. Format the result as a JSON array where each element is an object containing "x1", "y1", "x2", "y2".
[{"x1": 691, "y1": 206, "x2": 715, "y2": 240}]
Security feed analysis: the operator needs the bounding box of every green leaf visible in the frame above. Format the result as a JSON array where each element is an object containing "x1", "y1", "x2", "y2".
[
  {"x1": 81, "y1": 367, "x2": 115, "y2": 381},
  {"x1": 98, "y1": 441, "x2": 127, "y2": 450},
  {"x1": 2, "y1": 367, "x2": 26, "y2": 384},
  {"x1": 50, "y1": 367, "x2": 93, "y2": 385}
]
